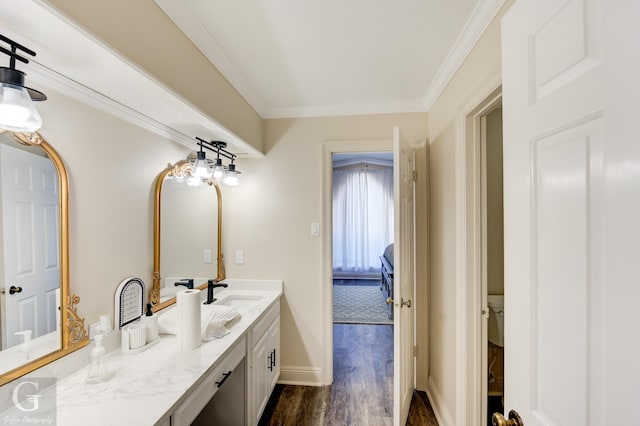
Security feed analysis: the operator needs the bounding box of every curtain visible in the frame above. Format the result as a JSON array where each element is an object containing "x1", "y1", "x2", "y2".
[{"x1": 332, "y1": 167, "x2": 393, "y2": 272}]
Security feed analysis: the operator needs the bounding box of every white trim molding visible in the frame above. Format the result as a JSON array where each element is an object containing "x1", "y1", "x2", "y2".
[
  {"x1": 278, "y1": 366, "x2": 324, "y2": 386},
  {"x1": 455, "y1": 71, "x2": 502, "y2": 426},
  {"x1": 154, "y1": 0, "x2": 268, "y2": 118},
  {"x1": 0, "y1": 0, "x2": 262, "y2": 157},
  {"x1": 426, "y1": 375, "x2": 455, "y2": 426},
  {"x1": 155, "y1": 0, "x2": 505, "y2": 119},
  {"x1": 422, "y1": 0, "x2": 507, "y2": 110}
]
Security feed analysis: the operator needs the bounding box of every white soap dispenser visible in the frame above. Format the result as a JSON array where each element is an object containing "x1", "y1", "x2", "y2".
[{"x1": 86, "y1": 332, "x2": 109, "y2": 384}]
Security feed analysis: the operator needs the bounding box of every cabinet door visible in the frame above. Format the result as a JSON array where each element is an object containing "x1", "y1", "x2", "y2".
[
  {"x1": 267, "y1": 316, "x2": 280, "y2": 392},
  {"x1": 249, "y1": 331, "x2": 270, "y2": 425}
]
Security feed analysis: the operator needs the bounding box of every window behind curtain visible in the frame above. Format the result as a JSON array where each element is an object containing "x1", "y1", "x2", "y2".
[{"x1": 332, "y1": 167, "x2": 393, "y2": 273}]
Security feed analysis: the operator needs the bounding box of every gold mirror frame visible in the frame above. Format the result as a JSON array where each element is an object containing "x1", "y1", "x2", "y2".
[
  {"x1": 0, "y1": 131, "x2": 88, "y2": 386},
  {"x1": 151, "y1": 160, "x2": 225, "y2": 312}
]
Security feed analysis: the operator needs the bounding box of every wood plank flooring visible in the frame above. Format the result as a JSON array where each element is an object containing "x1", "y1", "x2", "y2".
[{"x1": 259, "y1": 324, "x2": 438, "y2": 425}]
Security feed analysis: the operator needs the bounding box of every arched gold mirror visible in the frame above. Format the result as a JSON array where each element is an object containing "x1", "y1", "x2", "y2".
[
  {"x1": 151, "y1": 159, "x2": 224, "y2": 311},
  {"x1": 0, "y1": 131, "x2": 88, "y2": 386}
]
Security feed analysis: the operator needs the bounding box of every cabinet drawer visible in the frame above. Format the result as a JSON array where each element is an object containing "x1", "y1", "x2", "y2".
[
  {"x1": 172, "y1": 337, "x2": 246, "y2": 426},
  {"x1": 249, "y1": 301, "x2": 279, "y2": 346}
]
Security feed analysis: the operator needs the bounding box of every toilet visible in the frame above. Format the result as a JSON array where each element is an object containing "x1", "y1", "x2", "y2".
[{"x1": 487, "y1": 295, "x2": 504, "y2": 347}]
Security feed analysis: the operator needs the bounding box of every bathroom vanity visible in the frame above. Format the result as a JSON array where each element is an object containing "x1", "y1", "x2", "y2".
[{"x1": 44, "y1": 280, "x2": 282, "y2": 426}]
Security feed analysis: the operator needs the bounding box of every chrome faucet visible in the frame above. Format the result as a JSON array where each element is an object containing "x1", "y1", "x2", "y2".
[
  {"x1": 204, "y1": 280, "x2": 228, "y2": 304},
  {"x1": 174, "y1": 278, "x2": 194, "y2": 289}
]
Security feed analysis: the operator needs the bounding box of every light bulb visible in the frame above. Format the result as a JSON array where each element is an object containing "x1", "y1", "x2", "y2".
[
  {"x1": 191, "y1": 151, "x2": 212, "y2": 178},
  {"x1": 212, "y1": 159, "x2": 225, "y2": 181},
  {"x1": 224, "y1": 163, "x2": 240, "y2": 186},
  {"x1": 0, "y1": 84, "x2": 43, "y2": 132}
]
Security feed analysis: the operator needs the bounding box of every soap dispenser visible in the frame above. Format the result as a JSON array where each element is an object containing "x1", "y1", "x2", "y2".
[
  {"x1": 86, "y1": 333, "x2": 109, "y2": 384},
  {"x1": 143, "y1": 303, "x2": 158, "y2": 343}
]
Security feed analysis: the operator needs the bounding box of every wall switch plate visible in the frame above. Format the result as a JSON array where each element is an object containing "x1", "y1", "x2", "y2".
[
  {"x1": 203, "y1": 249, "x2": 212, "y2": 264},
  {"x1": 89, "y1": 322, "x2": 101, "y2": 340},
  {"x1": 311, "y1": 222, "x2": 320, "y2": 237},
  {"x1": 235, "y1": 250, "x2": 244, "y2": 264}
]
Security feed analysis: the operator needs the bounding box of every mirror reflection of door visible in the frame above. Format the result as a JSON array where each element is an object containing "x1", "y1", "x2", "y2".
[{"x1": 1, "y1": 142, "x2": 60, "y2": 349}]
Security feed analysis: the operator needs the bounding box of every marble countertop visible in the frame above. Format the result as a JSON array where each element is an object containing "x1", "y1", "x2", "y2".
[{"x1": 37, "y1": 279, "x2": 282, "y2": 426}]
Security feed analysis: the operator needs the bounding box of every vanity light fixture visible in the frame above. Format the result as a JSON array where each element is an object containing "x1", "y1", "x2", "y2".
[
  {"x1": 0, "y1": 34, "x2": 47, "y2": 133},
  {"x1": 193, "y1": 137, "x2": 242, "y2": 186}
]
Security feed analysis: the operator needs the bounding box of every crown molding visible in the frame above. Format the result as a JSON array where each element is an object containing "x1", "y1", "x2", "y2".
[
  {"x1": 1, "y1": 0, "x2": 262, "y2": 157},
  {"x1": 28, "y1": 62, "x2": 196, "y2": 150},
  {"x1": 157, "y1": 0, "x2": 505, "y2": 119},
  {"x1": 422, "y1": 0, "x2": 506, "y2": 110},
  {"x1": 264, "y1": 99, "x2": 429, "y2": 120},
  {"x1": 154, "y1": 0, "x2": 267, "y2": 118}
]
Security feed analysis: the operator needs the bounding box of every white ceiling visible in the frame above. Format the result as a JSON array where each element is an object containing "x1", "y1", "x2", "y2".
[{"x1": 155, "y1": 0, "x2": 498, "y2": 119}]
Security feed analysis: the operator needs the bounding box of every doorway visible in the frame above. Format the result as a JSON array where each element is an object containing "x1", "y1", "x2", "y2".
[
  {"x1": 322, "y1": 128, "x2": 416, "y2": 425},
  {"x1": 331, "y1": 152, "x2": 394, "y2": 326},
  {"x1": 461, "y1": 84, "x2": 503, "y2": 425},
  {"x1": 480, "y1": 105, "x2": 504, "y2": 425}
]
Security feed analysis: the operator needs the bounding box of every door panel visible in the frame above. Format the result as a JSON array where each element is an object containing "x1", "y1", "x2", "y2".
[
  {"x1": 393, "y1": 127, "x2": 414, "y2": 426},
  {"x1": 502, "y1": 0, "x2": 617, "y2": 424}
]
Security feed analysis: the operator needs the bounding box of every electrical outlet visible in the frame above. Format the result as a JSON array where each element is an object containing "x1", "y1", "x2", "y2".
[
  {"x1": 203, "y1": 249, "x2": 212, "y2": 264},
  {"x1": 235, "y1": 250, "x2": 244, "y2": 264},
  {"x1": 311, "y1": 222, "x2": 320, "y2": 237}
]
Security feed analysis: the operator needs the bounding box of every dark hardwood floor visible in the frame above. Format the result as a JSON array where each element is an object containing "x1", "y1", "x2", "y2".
[{"x1": 259, "y1": 324, "x2": 438, "y2": 425}]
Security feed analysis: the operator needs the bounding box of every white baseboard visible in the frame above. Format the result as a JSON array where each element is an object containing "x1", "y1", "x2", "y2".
[
  {"x1": 278, "y1": 366, "x2": 325, "y2": 386},
  {"x1": 426, "y1": 375, "x2": 455, "y2": 426}
]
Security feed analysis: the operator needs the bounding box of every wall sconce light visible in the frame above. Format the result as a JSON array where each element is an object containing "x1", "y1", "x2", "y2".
[
  {"x1": 0, "y1": 34, "x2": 47, "y2": 132},
  {"x1": 191, "y1": 137, "x2": 242, "y2": 186}
]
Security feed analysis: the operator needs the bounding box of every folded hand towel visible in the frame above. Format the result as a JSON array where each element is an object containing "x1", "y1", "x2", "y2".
[{"x1": 157, "y1": 304, "x2": 240, "y2": 341}]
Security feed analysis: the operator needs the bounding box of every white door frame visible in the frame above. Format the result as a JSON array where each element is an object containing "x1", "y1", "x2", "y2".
[
  {"x1": 454, "y1": 74, "x2": 502, "y2": 425},
  {"x1": 321, "y1": 138, "x2": 393, "y2": 385}
]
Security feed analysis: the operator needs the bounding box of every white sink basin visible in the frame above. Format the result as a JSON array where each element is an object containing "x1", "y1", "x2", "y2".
[{"x1": 215, "y1": 294, "x2": 263, "y2": 313}]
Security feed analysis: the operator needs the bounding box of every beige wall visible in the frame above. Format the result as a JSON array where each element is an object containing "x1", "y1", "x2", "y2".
[
  {"x1": 427, "y1": 1, "x2": 513, "y2": 423},
  {"x1": 35, "y1": 87, "x2": 191, "y2": 327},
  {"x1": 221, "y1": 113, "x2": 428, "y2": 380},
  {"x1": 47, "y1": 0, "x2": 264, "y2": 152},
  {"x1": 486, "y1": 108, "x2": 504, "y2": 296}
]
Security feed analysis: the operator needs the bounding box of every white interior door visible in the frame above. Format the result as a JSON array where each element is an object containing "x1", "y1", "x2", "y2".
[
  {"x1": 1, "y1": 144, "x2": 59, "y2": 348},
  {"x1": 502, "y1": 0, "x2": 640, "y2": 424},
  {"x1": 392, "y1": 126, "x2": 415, "y2": 425}
]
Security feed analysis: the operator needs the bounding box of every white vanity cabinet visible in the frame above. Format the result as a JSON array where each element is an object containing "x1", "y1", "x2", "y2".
[
  {"x1": 172, "y1": 337, "x2": 246, "y2": 426},
  {"x1": 248, "y1": 301, "x2": 280, "y2": 425}
]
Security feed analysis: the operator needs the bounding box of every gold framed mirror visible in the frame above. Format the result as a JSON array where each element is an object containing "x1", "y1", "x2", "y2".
[
  {"x1": 0, "y1": 131, "x2": 88, "y2": 386},
  {"x1": 151, "y1": 159, "x2": 224, "y2": 312}
]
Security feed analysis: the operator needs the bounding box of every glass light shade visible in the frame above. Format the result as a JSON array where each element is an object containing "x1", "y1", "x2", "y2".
[
  {"x1": 224, "y1": 170, "x2": 239, "y2": 186},
  {"x1": 212, "y1": 159, "x2": 225, "y2": 181},
  {"x1": 191, "y1": 151, "x2": 212, "y2": 179},
  {"x1": 0, "y1": 83, "x2": 43, "y2": 132}
]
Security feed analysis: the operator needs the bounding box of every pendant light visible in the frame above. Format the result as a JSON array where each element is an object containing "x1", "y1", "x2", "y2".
[
  {"x1": 0, "y1": 34, "x2": 47, "y2": 133},
  {"x1": 191, "y1": 139, "x2": 212, "y2": 179},
  {"x1": 223, "y1": 160, "x2": 240, "y2": 186}
]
